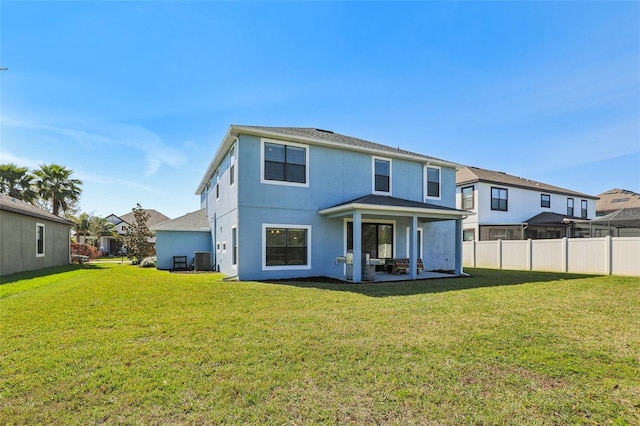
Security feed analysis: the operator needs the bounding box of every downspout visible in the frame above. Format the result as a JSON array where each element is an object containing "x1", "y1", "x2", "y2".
[
  {"x1": 213, "y1": 213, "x2": 218, "y2": 271},
  {"x1": 232, "y1": 136, "x2": 239, "y2": 275}
]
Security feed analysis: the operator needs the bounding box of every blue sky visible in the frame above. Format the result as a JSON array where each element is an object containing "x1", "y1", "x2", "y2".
[{"x1": 1, "y1": 1, "x2": 638, "y2": 219}]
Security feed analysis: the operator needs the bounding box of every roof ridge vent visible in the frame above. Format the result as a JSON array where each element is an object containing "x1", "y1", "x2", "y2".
[{"x1": 315, "y1": 128, "x2": 334, "y2": 134}]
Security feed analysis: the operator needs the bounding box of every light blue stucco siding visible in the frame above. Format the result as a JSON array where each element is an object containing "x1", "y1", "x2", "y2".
[
  {"x1": 155, "y1": 231, "x2": 213, "y2": 270},
  {"x1": 237, "y1": 207, "x2": 344, "y2": 281}
]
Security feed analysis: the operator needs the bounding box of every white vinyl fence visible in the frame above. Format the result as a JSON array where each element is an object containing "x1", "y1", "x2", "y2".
[{"x1": 463, "y1": 237, "x2": 640, "y2": 276}]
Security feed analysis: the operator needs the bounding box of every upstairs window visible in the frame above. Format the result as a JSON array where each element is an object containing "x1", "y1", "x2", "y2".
[
  {"x1": 581, "y1": 200, "x2": 588, "y2": 218},
  {"x1": 215, "y1": 168, "x2": 220, "y2": 199},
  {"x1": 373, "y1": 157, "x2": 391, "y2": 194},
  {"x1": 462, "y1": 186, "x2": 474, "y2": 209},
  {"x1": 263, "y1": 141, "x2": 307, "y2": 185},
  {"x1": 36, "y1": 223, "x2": 45, "y2": 257},
  {"x1": 491, "y1": 187, "x2": 508, "y2": 211},
  {"x1": 567, "y1": 198, "x2": 574, "y2": 216},
  {"x1": 426, "y1": 166, "x2": 441, "y2": 199},
  {"x1": 541, "y1": 194, "x2": 551, "y2": 208},
  {"x1": 229, "y1": 145, "x2": 235, "y2": 186}
]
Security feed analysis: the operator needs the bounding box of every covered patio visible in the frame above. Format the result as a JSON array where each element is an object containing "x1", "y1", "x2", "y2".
[
  {"x1": 319, "y1": 195, "x2": 471, "y2": 283},
  {"x1": 572, "y1": 207, "x2": 640, "y2": 237}
]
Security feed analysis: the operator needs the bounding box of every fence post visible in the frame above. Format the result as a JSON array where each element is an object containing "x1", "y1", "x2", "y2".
[
  {"x1": 497, "y1": 239, "x2": 503, "y2": 270},
  {"x1": 605, "y1": 235, "x2": 612, "y2": 275},
  {"x1": 472, "y1": 240, "x2": 477, "y2": 268},
  {"x1": 527, "y1": 239, "x2": 533, "y2": 271},
  {"x1": 562, "y1": 237, "x2": 568, "y2": 273}
]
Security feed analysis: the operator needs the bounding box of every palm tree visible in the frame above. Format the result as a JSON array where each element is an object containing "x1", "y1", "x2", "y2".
[
  {"x1": 87, "y1": 216, "x2": 116, "y2": 249},
  {"x1": 72, "y1": 212, "x2": 91, "y2": 244},
  {"x1": 0, "y1": 163, "x2": 38, "y2": 203},
  {"x1": 33, "y1": 164, "x2": 82, "y2": 216}
]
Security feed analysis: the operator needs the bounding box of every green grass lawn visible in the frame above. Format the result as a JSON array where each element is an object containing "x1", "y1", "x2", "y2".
[{"x1": 1, "y1": 265, "x2": 638, "y2": 425}]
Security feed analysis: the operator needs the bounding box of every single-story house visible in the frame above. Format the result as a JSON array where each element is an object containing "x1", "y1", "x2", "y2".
[
  {"x1": 151, "y1": 209, "x2": 212, "y2": 270},
  {"x1": 0, "y1": 194, "x2": 74, "y2": 277}
]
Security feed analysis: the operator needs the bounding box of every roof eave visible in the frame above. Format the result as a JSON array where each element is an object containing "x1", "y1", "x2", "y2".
[
  {"x1": 456, "y1": 178, "x2": 598, "y2": 200},
  {"x1": 151, "y1": 227, "x2": 211, "y2": 232},
  {"x1": 233, "y1": 126, "x2": 462, "y2": 169},
  {"x1": 195, "y1": 126, "x2": 238, "y2": 195},
  {"x1": 196, "y1": 126, "x2": 463, "y2": 192},
  {"x1": 319, "y1": 202, "x2": 472, "y2": 219},
  {"x1": 0, "y1": 205, "x2": 75, "y2": 226}
]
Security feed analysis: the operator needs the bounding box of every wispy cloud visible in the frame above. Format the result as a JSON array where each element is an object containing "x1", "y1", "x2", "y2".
[
  {"x1": 75, "y1": 170, "x2": 163, "y2": 194},
  {"x1": 460, "y1": 52, "x2": 639, "y2": 128},
  {"x1": 1, "y1": 115, "x2": 188, "y2": 177},
  {"x1": 0, "y1": 148, "x2": 162, "y2": 194},
  {"x1": 0, "y1": 149, "x2": 43, "y2": 169},
  {"x1": 517, "y1": 120, "x2": 640, "y2": 175}
]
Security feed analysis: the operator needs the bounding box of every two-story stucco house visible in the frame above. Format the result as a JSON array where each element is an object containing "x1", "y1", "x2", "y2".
[
  {"x1": 456, "y1": 166, "x2": 598, "y2": 241},
  {"x1": 195, "y1": 125, "x2": 470, "y2": 283}
]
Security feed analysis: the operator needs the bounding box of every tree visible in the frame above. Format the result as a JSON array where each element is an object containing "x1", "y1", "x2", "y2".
[
  {"x1": 0, "y1": 163, "x2": 37, "y2": 203},
  {"x1": 123, "y1": 204, "x2": 155, "y2": 264},
  {"x1": 71, "y1": 212, "x2": 91, "y2": 244},
  {"x1": 87, "y1": 216, "x2": 116, "y2": 249},
  {"x1": 33, "y1": 163, "x2": 82, "y2": 216}
]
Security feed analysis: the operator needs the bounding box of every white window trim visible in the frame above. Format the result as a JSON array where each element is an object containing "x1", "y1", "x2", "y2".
[
  {"x1": 260, "y1": 138, "x2": 309, "y2": 188},
  {"x1": 231, "y1": 224, "x2": 238, "y2": 270},
  {"x1": 424, "y1": 165, "x2": 441, "y2": 201},
  {"x1": 262, "y1": 223, "x2": 312, "y2": 271},
  {"x1": 36, "y1": 222, "x2": 45, "y2": 257},
  {"x1": 372, "y1": 156, "x2": 392, "y2": 196},
  {"x1": 221, "y1": 241, "x2": 227, "y2": 253},
  {"x1": 405, "y1": 226, "x2": 424, "y2": 259}
]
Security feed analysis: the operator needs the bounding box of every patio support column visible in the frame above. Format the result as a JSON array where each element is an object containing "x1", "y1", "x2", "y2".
[
  {"x1": 352, "y1": 210, "x2": 362, "y2": 283},
  {"x1": 410, "y1": 215, "x2": 418, "y2": 280},
  {"x1": 455, "y1": 218, "x2": 463, "y2": 275}
]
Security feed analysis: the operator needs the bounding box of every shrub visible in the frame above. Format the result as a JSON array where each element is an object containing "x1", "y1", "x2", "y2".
[
  {"x1": 140, "y1": 256, "x2": 157, "y2": 268},
  {"x1": 71, "y1": 243, "x2": 100, "y2": 263}
]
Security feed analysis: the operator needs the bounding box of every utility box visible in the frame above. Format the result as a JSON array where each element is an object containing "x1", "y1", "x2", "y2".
[{"x1": 194, "y1": 251, "x2": 212, "y2": 271}]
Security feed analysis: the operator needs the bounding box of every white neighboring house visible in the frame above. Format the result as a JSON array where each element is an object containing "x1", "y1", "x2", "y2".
[
  {"x1": 96, "y1": 210, "x2": 171, "y2": 255},
  {"x1": 456, "y1": 166, "x2": 598, "y2": 241}
]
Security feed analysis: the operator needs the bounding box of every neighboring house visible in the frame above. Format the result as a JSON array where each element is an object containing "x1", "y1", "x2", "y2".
[
  {"x1": 194, "y1": 125, "x2": 470, "y2": 283},
  {"x1": 0, "y1": 194, "x2": 74, "y2": 276},
  {"x1": 573, "y1": 189, "x2": 640, "y2": 237},
  {"x1": 583, "y1": 207, "x2": 640, "y2": 237},
  {"x1": 151, "y1": 209, "x2": 212, "y2": 270},
  {"x1": 596, "y1": 188, "x2": 640, "y2": 216},
  {"x1": 456, "y1": 166, "x2": 598, "y2": 241},
  {"x1": 98, "y1": 210, "x2": 171, "y2": 255}
]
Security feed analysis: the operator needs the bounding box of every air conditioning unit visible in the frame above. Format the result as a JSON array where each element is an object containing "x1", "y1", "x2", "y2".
[{"x1": 194, "y1": 251, "x2": 212, "y2": 271}]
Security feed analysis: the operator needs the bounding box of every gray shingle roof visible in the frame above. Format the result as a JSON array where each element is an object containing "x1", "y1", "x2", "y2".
[
  {"x1": 118, "y1": 209, "x2": 171, "y2": 228},
  {"x1": 323, "y1": 194, "x2": 468, "y2": 213},
  {"x1": 457, "y1": 166, "x2": 597, "y2": 199},
  {"x1": 0, "y1": 194, "x2": 74, "y2": 225},
  {"x1": 151, "y1": 209, "x2": 210, "y2": 232},
  {"x1": 524, "y1": 212, "x2": 583, "y2": 225},
  {"x1": 235, "y1": 126, "x2": 453, "y2": 164}
]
